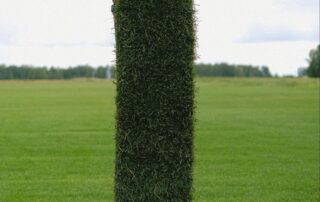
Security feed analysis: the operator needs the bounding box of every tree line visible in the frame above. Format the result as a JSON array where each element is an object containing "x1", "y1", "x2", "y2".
[
  {"x1": 0, "y1": 65, "x2": 115, "y2": 80},
  {"x1": 1, "y1": 45, "x2": 318, "y2": 80},
  {"x1": 305, "y1": 45, "x2": 319, "y2": 78},
  {"x1": 195, "y1": 63, "x2": 272, "y2": 77},
  {"x1": 0, "y1": 63, "x2": 273, "y2": 80},
  {"x1": 298, "y1": 45, "x2": 320, "y2": 78}
]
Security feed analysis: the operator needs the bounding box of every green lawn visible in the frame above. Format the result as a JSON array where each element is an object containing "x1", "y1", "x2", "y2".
[{"x1": 0, "y1": 78, "x2": 318, "y2": 201}]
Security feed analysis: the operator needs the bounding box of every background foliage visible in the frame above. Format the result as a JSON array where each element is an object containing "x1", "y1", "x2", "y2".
[
  {"x1": 0, "y1": 65, "x2": 115, "y2": 80},
  {"x1": 306, "y1": 45, "x2": 320, "y2": 78},
  {"x1": 0, "y1": 63, "x2": 272, "y2": 79}
]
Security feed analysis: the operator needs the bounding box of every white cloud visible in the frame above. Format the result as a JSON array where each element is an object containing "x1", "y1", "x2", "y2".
[
  {"x1": 238, "y1": 24, "x2": 317, "y2": 43},
  {"x1": 0, "y1": 45, "x2": 115, "y2": 67},
  {"x1": 0, "y1": 26, "x2": 15, "y2": 45},
  {"x1": 0, "y1": 0, "x2": 114, "y2": 47},
  {"x1": 0, "y1": 0, "x2": 116, "y2": 66}
]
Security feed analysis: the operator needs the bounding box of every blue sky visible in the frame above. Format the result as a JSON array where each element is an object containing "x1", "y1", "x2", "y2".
[{"x1": 0, "y1": 0, "x2": 318, "y2": 75}]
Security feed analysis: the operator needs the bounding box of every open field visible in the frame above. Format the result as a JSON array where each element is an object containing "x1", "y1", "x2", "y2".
[{"x1": 0, "y1": 78, "x2": 319, "y2": 201}]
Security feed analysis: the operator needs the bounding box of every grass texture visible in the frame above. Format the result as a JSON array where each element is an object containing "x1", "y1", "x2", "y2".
[
  {"x1": 114, "y1": 0, "x2": 195, "y2": 201},
  {"x1": 0, "y1": 78, "x2": 319, "y2": 201}
]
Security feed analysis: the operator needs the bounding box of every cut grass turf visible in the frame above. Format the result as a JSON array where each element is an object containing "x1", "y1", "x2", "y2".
[{"x1": 0, "y1": 78, "x2": 319, "y2": 201}]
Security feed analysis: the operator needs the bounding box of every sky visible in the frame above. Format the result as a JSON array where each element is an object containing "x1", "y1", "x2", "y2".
[{"x1": 0, "y1": 0, "x2": 318, "y2": 75}]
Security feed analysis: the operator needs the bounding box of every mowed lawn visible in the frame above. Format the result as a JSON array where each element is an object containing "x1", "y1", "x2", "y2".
[{"x1": 0, "y1": 78, "x2": 318, "y2": 201}]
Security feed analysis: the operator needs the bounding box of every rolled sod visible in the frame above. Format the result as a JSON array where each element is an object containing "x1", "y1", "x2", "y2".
[{"x1": 114, "y1": 0, "x2": 195, "y2": 200}]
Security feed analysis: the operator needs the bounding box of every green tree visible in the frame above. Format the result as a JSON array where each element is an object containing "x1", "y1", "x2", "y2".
[
  {"x1": 306, "y1": 45, "x2": 320, "y2": 78},
  {"x1": 114, "y1": 0, "x2": 195, "y2": 201},
  {"x1": 261, "y1": 66, "x2": 272, "y2": 77}
]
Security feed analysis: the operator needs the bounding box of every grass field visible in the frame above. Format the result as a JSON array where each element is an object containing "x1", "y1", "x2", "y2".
[{"x1": 0, "y1": 78, "x2": 319, "y2": 201}]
